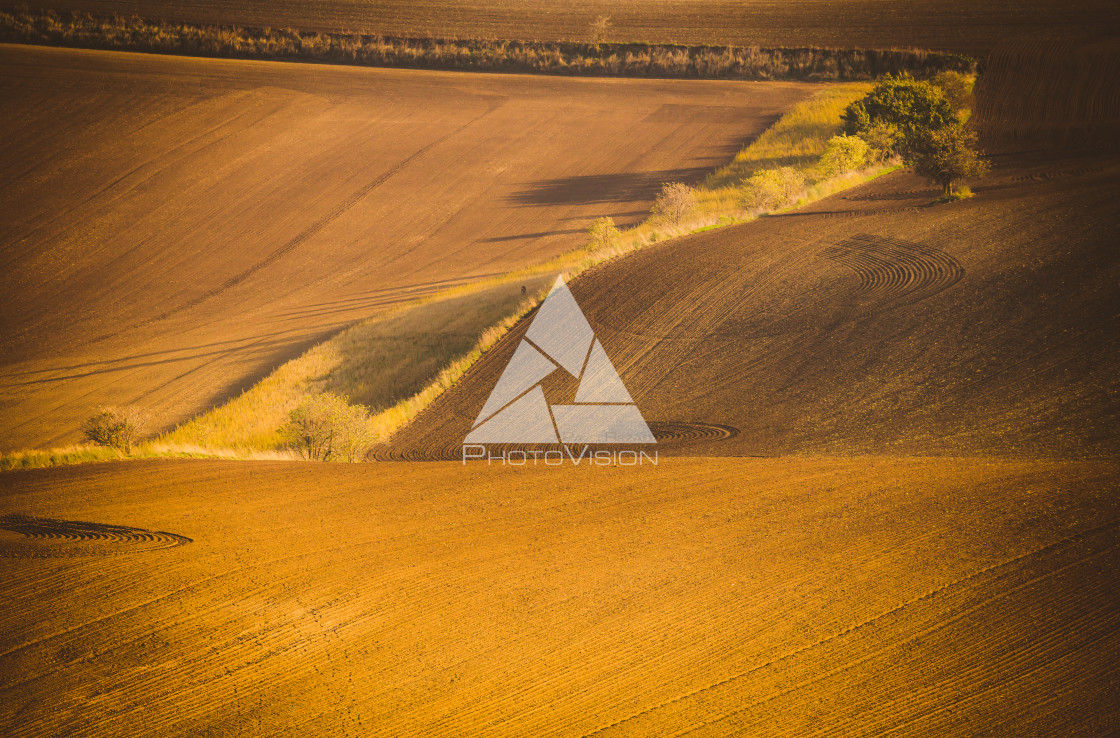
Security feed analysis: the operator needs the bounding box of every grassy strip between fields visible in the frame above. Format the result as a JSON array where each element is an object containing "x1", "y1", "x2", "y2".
[
  {"x1": 0, "y1": 7, "x2": 976, "y2": 81},
  {"x1": 2, "y1": 82, "x2": 908, "y2": 471}
]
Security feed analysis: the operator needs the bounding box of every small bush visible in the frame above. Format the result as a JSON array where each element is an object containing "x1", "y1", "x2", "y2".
[
  {"x1": 281, "y1": 393, "x2": 377, "y2": 462},
  {"x1": 586, "y1": 216, "x2": 621, "y2": 250},
  {"x1": 741, "y1": 167, "x2": 805, "y2": 212},
  {"x1": 589, "y1": 15, "x2": 611, "y2": 46},
  {"x1": 819, "y1": 134, "x2": 869, "y2": 177},
  {"x1": 650, "y1": 182, "x2": 697, "y2": 226},
  {"x1": 82, "y1": 406, "x2": 148, "y2": 453}
]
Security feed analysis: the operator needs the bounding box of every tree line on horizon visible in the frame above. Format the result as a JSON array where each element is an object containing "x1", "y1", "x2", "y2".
[{"x1": 1, "y1": 7, "x2": 976, "y2": 81}]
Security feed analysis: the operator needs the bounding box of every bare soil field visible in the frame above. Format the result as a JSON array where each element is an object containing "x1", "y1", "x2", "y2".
[
  {"x1": 390, "y1": 36, "x2": 1120, "y2": 461},
  {"x1": 0, "y1": 43, "x2": 812, "y2": 451},
  {"x1": 392, "y1": 148, "x2": 1120, "y2": 459},
  {"x1": 2, "y1": 20, "x2": 1118, "y2": 738},
  {"x1": 1, "y1": 456, "x2": 1117, "y2": 735},
  {"x1": 14, "y1": 0, "x2": 1120, "y2": 55},
  {"x1": 974, "y1": 34, "x2": 1120, "y2": 153}
]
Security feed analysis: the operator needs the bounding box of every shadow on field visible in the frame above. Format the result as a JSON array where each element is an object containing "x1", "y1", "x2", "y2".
[
  {"x1": 480, "y1": 227, "x2": 587, "y2": 243},
  {"x1": 508, "y1": 168, "x2": 709, "y2": 206},
  {"x1": 0, "y1": 513, "x2": 191, "y2": 557}
]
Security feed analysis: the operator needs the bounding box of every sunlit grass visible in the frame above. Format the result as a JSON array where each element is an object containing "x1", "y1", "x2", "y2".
[
  {"x1": 700, "y1": 83, "x2": 872, "y2": 210},
  {"x1": 159, "y1": 280, "x2": 551, "y2": 452},
  {"x1": 5, "y1": 82, "x2": 915, "y2": 469},
  {"x1": 0, "y1": 442, "x2": 300, "y2": 472}
]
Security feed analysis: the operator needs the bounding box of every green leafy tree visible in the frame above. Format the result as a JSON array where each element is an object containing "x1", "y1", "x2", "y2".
[
  {"x1": 931, "y1": 70, "x2": 973, "y2": 112},
  {"x1": 842, "y1": 74, "x2": 958, "y2": 153},
  {"x1": 910, "y1": 125, "x2": 989, "y2": 195},
  {"x1": 586, "y1": 216, "x2": 621, "y2": 250},
  {"x1": 857, "y1": 121, "x2": 904, "y2": 164}
]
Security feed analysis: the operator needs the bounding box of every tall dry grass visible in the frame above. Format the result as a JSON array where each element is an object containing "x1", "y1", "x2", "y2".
[
  {"x1": 159, "y1": 280, "x2": 550, "y2": 453},
  {"x1": 2, "y1": 81, "x2": 929, "y2": 469},
  {"x1": 0, "y1": 8, "x2": 976, "y2": 81}
]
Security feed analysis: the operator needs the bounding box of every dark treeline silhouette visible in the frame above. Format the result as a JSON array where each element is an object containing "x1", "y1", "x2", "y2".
[{"x1": 1, "y1": 8, "x2": 976, "y2": 81}]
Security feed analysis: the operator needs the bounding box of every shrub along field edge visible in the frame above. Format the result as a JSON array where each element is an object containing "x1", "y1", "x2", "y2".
[{"x1": 0, "y1": 7, "x2": 976, "y2": 81}]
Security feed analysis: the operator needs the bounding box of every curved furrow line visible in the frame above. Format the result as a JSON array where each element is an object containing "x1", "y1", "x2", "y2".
[
  {"x1": 0, "y1": 514, "x2": 192, "y2": 557},
  {"x1": 823, "y1": 234, "x2": 965, "y2": 311},
  {"x1": 648, "y1": 421, "x2": 739, "y2": 445}
]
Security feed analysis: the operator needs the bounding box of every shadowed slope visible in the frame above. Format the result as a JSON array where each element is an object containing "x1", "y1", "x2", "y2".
[
  {"x1": 389, "y1": 152, "x2": 1120, "y2": 459},
  {"x1": 0, "y1": 44, "x2": 811, "y2": 451},
  {"x1": 974, "y1": 34, "x2": 1120, "y2": 152},
  {"x1": 389, "y1": 38, "x2": 1120, "y2": 459}
]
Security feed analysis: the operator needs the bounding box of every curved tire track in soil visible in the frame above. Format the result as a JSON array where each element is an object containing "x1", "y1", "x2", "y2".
[
  {"x1": 822, "y1": 233, "x2": 965, "y2": 309},
  {"x1": 0, "y1": 513, "x2": 191, "y2": 557},
  {"x1": 648, "y1": 421, "x2": 739, "y2": 446}
]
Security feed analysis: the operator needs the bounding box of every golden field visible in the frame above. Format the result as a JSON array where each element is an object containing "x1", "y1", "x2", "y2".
[
  {"x1": 0, "y1": 11, "x2": 1118, "y2": 738},
  {"x1": 2, "y1": 456, "x2": 1118, "y2": 735}
]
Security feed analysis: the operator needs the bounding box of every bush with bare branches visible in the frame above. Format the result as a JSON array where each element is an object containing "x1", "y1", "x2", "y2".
[
  {"x1": 83, "y1": 406, "x2": 149, "y2": 453},
  {"x1": 282, "y1": 393, "x2": 377, "y2": 462},
  {"x1": 651, "y1": 182, "x2": 697, "y2": 226}
]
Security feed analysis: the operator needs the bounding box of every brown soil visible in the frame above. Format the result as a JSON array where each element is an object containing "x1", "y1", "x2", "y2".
[
  {"x1": 0, "y1": 44, "x2": 812, "y2": 451},
  {"x1": 389, "y1": 35, "x2": 1120, "y2": 460},
  {"x1": 0, "y1": 457, "x2": 1116, "y2": 735},
  {"x1": 0, "y1": 27, "x2": 1117, "y2": 738}
]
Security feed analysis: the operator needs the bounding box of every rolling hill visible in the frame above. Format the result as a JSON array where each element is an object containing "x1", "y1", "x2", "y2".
[
  {"x1": 388, "y1": 35, "x2": 1120, "y2": 461},
  {"x1": 0, "y1": 43, "x2": 812, "y2": 451},
  {"x1": 1, "y1": 456, "x2": 1116, "y2": 735}
]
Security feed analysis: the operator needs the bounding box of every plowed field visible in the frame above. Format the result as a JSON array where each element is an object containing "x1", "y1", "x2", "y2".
[
  {"x1": 0, "y1": 44, "x2": 811, "y2": 451},
  {"x1": 1, "y1": 457, "x2": 1116, "y2": 735}
]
